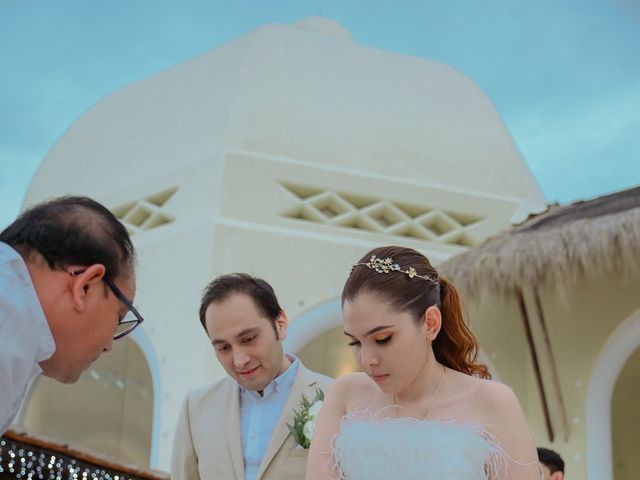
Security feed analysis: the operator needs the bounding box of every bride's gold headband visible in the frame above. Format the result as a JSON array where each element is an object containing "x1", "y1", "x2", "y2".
[{"x1": 351, "y1": 255, "x2": 438, "y2": 285}]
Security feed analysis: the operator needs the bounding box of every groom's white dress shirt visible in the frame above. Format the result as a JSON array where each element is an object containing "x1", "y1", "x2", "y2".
[{"x1": 240, "y1": 356, "x2": 299, "y2": 480}]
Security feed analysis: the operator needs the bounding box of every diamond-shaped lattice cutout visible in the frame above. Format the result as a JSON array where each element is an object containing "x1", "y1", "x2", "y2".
[
  {"x1": 335, "y1": 214, "x2": 381, "y2": 232},
  {"x1": 286, "y1": 204, "x2": 326, "y2": 223},
  {"x1": 124, "y1": 205, "x2": 153, "y2": 227},
  {"x1": 399, "y1": 224, "x2": 436, "y2": 241},
  {"x1": 112, "y1": 202, "x2": 136, "y2": 220},
  {"x1": 451, "y1": 233, "x2": 474, "y2": 247},
  {"x1": 281, "y1": 183, "x2": 324, "y2": 200},
  {"x1": 417, "y1": 211, "x2": 459, "y2": 236},
  {"x1": 445, "y1": 210, "x2": 482, "y2": 227},
  {"x1": 308, "y1": 192, "x2": 354, "y2": 220},
  {"x1": 384, "y1": 222, "x2": 417, "y2": 238},
  {"x1": 142, "y1": 212, "x2": 174, "y2": 230},
  {"x1": 363, "y1": 202, "x2": 410, "y2": 229},
  {"x1": 278, "y1": 182, "x2": 484, "y2": 247},
  {"x1": 146, "y1": 187, "x2": 177, "y2": 207},
  {"x1": 394, "y1": 202, "x2": 430, "y2": 219},
  {"x1": 438, "y1": 231, "x2": 476, "y2": 247},
  {"x1": 111, "y1": 188, "x2": 177, "y2": 235},
  {"x1": 339, "y1": 192, "x2": 378, "y2": 210}
]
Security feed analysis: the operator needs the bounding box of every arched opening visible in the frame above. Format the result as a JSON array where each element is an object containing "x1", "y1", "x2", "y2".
[
  {"x1": 18, "y1": 335, "x2": 155, "y2": 467},
  {"x1": 586, "y1": 309, "x2": 640, "y2": 480},
  {"x1": 285, "y1": 298, "x2": 342, "y2": 354},
  {"x1": 611, "y1": 345, "x2": 640, "y2": 479},
  {"x1": 297, "y1": 325, "x2": 360, "y2": 377},
  {"x1": 287, "y1": 298, "x2": 354, "y2": 377}
]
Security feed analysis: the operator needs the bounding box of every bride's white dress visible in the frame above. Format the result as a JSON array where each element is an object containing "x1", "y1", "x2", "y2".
[{"x1": 332, "y1": 410, "x2": 505, "y2": 480}]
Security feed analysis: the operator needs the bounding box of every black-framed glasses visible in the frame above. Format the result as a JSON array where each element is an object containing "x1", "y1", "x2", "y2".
[{"x1": 69, "y1": 269, "x2": 144, "y2": 340}]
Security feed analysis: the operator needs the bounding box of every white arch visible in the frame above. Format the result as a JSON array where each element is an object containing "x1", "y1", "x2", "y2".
[
  {"x1": 15, "y1": 329, "x2": 161, "y2": 468},
  {"x1": 285, "y1": 298, "x2": 342, "y2": 354},
  {"x1": 130, "y1": 327, "x2": 162, "y2": 469},
  {"x1": 586, "y1": 308, "x2": 640, "y2": 480}
]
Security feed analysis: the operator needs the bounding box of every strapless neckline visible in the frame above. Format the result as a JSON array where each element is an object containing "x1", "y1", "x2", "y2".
[{"x1": 331, "y1": 408, "x2": 505, "y2": 480}]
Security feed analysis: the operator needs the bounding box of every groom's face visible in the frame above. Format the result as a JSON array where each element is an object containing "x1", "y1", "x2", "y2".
[{"x1": 205, "y1": 292, "x2": 288, "y2": 393}]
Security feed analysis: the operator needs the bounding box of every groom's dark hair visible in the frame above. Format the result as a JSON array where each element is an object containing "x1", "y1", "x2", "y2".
[{"x1": 199, "y1": 273, "x2": 283, "y2": 337}]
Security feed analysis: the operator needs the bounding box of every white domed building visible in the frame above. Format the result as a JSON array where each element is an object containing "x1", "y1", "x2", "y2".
[{"x1": 15, "y1": 18, "x2": 546, "y2": 472}]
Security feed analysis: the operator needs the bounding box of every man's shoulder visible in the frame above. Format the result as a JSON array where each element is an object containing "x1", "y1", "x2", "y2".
[
  {"x1": 184, "y1": 376, "x2": 236, "y2": 407},
  {"x1": 0, "y1": 243, "x2": 53, "y2": 361},
  {"x1": 0, "y1": 244, "x2": 28, "y2": 283},
  {"x1": 0, "y1": 242, "x2": 18, "y2": 263},
  {"x1": 0, "y1": 244, "x2": 28, "y2": 296},
  {"x1": 296, "y1": 361, "x2": 333, "y2": 390}
]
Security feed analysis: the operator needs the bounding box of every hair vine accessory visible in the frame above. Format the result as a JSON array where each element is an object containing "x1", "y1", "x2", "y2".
[{"x1": 351, "y1": 255, "x2": 438, "y2": 284}]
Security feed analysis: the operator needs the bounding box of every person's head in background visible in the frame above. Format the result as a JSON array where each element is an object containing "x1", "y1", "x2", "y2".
[{"x1": 537, "y1": 447, "x2": 564, "y2": 480}]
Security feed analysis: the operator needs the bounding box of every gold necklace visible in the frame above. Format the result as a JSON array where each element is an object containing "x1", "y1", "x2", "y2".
[{"x1": 393, "y1": 364, "x2": 446, "y2": 419}]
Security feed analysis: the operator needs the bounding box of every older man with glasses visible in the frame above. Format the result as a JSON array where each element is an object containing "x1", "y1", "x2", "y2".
[{"x1": 0, "y1": 196, "x2": 142, "y2": 434}]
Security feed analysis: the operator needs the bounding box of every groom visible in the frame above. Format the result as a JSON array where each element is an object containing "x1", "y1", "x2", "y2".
[{"x1": 171, "y1": 273, "x2": 332, "y2": 480}]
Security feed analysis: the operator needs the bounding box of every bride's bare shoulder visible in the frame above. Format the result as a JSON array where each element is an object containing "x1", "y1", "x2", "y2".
[
  {"x1": 332, "y1": 372, "x2": 374, "y2": 390},
  {"x1": 474, "y1": 377, "x2": 519, "y2": 403},
  {"x1": 448, "y1": 370, "x2": 513, "y2": 397},
  {"x1": 465, "y1": 377, "x2": 527, "y2": 426},
  {"x1": 328, "y1": 372, "x2": 377, "y2": 402}
]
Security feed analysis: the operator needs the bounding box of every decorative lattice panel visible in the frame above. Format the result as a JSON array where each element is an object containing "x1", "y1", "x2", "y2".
[
  {"x1": 111, "y1": 188, "x2": 177, "y2": 235},
  {"x1": 281, "y1": 183, "x2": 483, "y2": 247}
]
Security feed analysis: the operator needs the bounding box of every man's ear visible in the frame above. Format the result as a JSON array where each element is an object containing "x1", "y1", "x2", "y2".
[
  {"x1": 551, "y1": 472, "x2": 564, "y2": 480},
  {"x1": 70, "y1": 264, "x2": 106, "y2": 312},
  {"x1": 423, "y1": 305, "x2": 442, "y2": 341},
  {"x1": 275, "y1": 310, "x2": 288, "y2": 341}
]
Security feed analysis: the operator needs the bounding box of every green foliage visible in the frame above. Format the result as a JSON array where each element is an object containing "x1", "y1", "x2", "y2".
[{"x1": 287, "y1": 388, "x2": 324, "y2": 449}]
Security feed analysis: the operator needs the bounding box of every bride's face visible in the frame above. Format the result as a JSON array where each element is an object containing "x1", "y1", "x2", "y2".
[{"x1": 343, "y1": 292, "x2": 430, "y2": 394}]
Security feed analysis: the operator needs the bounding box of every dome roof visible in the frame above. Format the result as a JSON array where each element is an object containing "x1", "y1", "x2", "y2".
[{"x1": 27, "y1": 17, "x2": 545, "y2": 214}]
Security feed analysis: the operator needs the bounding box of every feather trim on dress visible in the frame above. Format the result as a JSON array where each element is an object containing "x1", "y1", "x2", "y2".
[{"x1": 331, "y1": 408, "x2": 506, "y2": 480}]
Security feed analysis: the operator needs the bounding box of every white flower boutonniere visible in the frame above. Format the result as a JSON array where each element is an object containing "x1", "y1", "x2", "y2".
[{"x1": 287, "y1": 388, "x2": 325, "y2": 449}]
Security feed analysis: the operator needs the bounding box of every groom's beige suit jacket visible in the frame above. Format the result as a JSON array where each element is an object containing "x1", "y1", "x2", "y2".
[{"x1": 171, "y1": 363, "x2": 332, "y2": 480}]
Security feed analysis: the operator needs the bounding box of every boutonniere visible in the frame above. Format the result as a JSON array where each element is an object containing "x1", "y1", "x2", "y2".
[{"x1": 287, "y1": 388, "x2": 325, "y2": 449}]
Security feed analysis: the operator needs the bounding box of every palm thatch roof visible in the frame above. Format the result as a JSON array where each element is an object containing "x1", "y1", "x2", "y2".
[{"x1": 440, "y1": 186, "x2": 640, "y2": 298}]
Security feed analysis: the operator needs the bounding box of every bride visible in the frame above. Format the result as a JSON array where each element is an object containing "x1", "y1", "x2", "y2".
[{"x1": 306, "y1": 246, "x2": 540, "y2": 480}]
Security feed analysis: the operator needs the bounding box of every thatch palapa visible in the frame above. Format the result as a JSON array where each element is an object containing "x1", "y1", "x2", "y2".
[{"x1": 440, "y1": 186, "x2": 640, "y2": 299}]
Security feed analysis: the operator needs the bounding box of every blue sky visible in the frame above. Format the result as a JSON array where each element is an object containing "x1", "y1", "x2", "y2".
[{"x1": 1, "y1": 0, "x2": 639, "y2": 229}]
